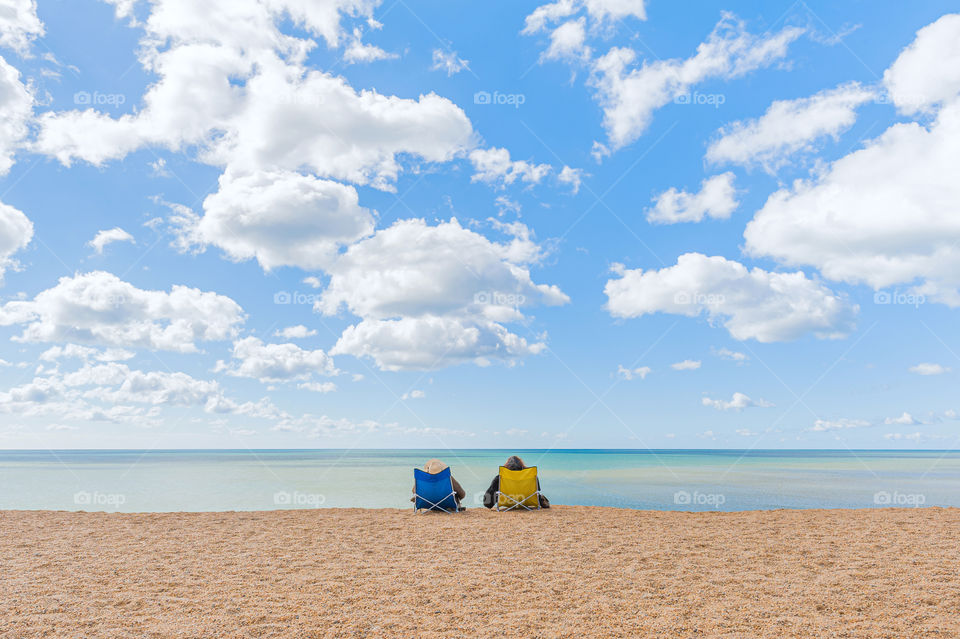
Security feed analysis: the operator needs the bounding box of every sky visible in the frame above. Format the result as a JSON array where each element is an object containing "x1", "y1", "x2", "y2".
[{"x1": 0, "y1": 0, "x2": 958, "y2": 450}]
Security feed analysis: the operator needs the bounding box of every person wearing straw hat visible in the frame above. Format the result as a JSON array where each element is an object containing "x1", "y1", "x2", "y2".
[{"x1": 411, "y1": 459, "x2": 466, "y2": 509}]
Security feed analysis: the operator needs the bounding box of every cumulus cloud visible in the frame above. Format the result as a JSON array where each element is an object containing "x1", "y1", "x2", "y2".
[
  {"x1": 744, "y1": 16, "x2": 960, "y2": 306},
  {"x1": 0, "y1": 199, "x2": 33, "y2": 282},
  {"x1": 810, "y1": 418, "x2": 871, "y2": 432},
  {"x1": 646, "y1": 172, "x2": 738, "y2": 224},
  {"x1": 712, "y1": 347, "x2": 747, "y2": 362},
  {"x1": 0, "y1": 0, "x2": 44, "y2": 55},
  {"x1": 342, "y1": 28, "x2": 397, "y2": 64},
  {"x1": 0, "y1": 55, "x2": 33, "y2": 175},
  {"x1": 401, "y1": 389, "x2": 425, "y2": 400},
  {"x1": 88, "y1": 227, "x2": 134, "y2": 254},
  {"x1": 173, "y1": 170, "x2": 375, "y2": 271},
  {"x1": 318, "y1": 218, "x2": 568, "y2": 370},
  {"x1": 882, "y1": 13, "x2": 960, "y2": 114},
  {"x1": 218, "y1": 336, "x2": 337, "y2": 383},
  {"x1": 31, "y1": 0, "x2": 473, "y2": 191},
  {"x1": 558, "y1": 165, "x2": 584, "y2": 194},
  {"x1": 885, "y1": 412, "x2": 918, "y2": 426},
  {"x1": 522, "y1": 0, "x2": 645, "y2": 36},
  {"x1": 430, "y1": 48, "x2": 469, "y2": 76},
  {"x1": 39, "y1": 344, "x2": 134, "y2": 362},
  {"x1": 706, "y1": 82, "x2": 875, "y2": 171},
  {"x1": 604, "y1": 253, "x2": 857, "y2": 342},
  {"x1": 469, "y1": 147, "x2": 552, "y2": 188},
  {"x1": 275, "y1": 325, "x2": 317, "y2": 339},
  {"x1": 909, "y1": 363, "x2": 951, "y2": 376},
  {"x1": 671, "y1": 359, "x2": 701, "y2": 371},
  {"x1": 616, "y1": 364, "x2": 650, "y2": 380},
  {"x1": 589, "y1": 13, "x2": 803, "y2": 151},
  {"x1": 543, "y1": 18, "x2": 590, "y2": 62},
  {"x1": 702, "y1": 392, "x2": 772, "y2": 411},
  {"x1": 0, "y1": 271, "x2": 245, "y2": 352}
]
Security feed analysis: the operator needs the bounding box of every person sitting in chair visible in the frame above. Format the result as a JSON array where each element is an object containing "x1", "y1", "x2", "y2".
[
  {"x1": 411, "y1": 459, "x2": 466, "y2": 509},
  {"x1": 482, "y1": 455, "x2": 550, "y2": 509}
]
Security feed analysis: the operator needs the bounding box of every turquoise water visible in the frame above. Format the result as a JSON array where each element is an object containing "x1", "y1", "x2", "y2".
[{"x1": 1, "y1": 449, "x2": 959, "y2": 512}]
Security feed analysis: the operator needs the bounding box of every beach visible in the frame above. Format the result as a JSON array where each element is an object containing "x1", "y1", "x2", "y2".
[{"x1": 3, "y1": 506, "x2": 959, "y2": 638}]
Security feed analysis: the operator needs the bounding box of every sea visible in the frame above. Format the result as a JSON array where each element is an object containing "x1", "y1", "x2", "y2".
[{"x1": 1, "y1": 449, "x2": 958, "y2": 512}]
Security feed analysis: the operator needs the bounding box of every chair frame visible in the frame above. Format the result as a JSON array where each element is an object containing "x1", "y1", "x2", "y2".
[
  {"x1": 494, "y1": 489, "x2": 543, "y2": 511},
  {"x1": 413, "y1": 469, "x2": 460, "y2": 514},
  {"x1": 494, "y1": 467, "x2": 543, "y2": 512}
]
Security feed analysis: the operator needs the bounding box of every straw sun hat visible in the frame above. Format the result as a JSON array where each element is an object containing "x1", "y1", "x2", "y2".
[{"x1": 423, "y1": 459, "x2": 448, "y2": 474}]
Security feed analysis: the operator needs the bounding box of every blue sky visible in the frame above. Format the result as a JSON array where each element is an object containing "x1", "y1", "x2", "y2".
[{"x1": 0, "y1": 0, "x2": 958, "y2": 449}]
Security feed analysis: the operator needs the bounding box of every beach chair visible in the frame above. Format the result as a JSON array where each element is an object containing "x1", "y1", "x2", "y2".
[
  {"x1": 413, "y1": 467, "x2": 460, "y2": 513},
  {"x1": 495, "y1": 466, "x2": 542, "y2": 511}
]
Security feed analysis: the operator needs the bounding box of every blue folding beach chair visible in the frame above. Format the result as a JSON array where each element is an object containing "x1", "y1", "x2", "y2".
[{"x1": 413, "y1": 467, "x2": 459, "y2": 513}]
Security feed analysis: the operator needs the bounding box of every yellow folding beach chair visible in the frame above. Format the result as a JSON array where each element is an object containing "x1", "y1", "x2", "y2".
[{"x1": 495, "y1": 466, "x2": 542, "y2": 511}]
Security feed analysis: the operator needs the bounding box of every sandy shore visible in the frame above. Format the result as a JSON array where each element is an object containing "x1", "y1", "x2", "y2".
[{"x1": 2, "y1": 506, "x2": 959, "y2": 638}]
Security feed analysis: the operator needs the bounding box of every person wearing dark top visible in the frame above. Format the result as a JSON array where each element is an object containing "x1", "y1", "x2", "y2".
[{"x1": 482, "y1": 455, "x2": 550, "y2": 509}]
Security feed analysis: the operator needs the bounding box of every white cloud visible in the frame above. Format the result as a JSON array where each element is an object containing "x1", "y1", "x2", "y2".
[
  {"x1": 544, "y1": 18, "x2": 589, "y2": 62},
  {"x1": 88, "y1": 227, "x2": 135, "y2": 254},
  {"x1": 0, "y1": 271, "x2": 245, "y2": 352},
  {"x1": 469, "y1": 147, "x2": 551, "y2": 188},
  {"x1": 744, "y1": 19, "x2": 960, "y2": 306},
  {"x1": 331, "y1": 315, "x2": 547, "y2": 372},
  {"x1": 882, "y1": 13, "x2": 960, "y2": 114},
  {"x1": 39, "y1": 344, "x2": 134, "y2": 362},
  {"x1": 909, "y1": 363, "x2": 951, "y2": 376},
  {"x1": 173, "y1": 170, "x2": 375, "y2": 271},
  {"x1": 558, "y1": 165, "x2": 584, "y2": 194},
  {"x1": 0, "y1": 55, "x2": 33, "y2": 175},
  {"x1": 885, "y1": 412, "x2": 917, "y2": 426},
  {"x1": 522, "y1": 0, "x2": 645, "y2": 35},
  {"x1": 712, "y1": 347, "x2": 747, "y2": 362},
  {"x1": 342, "y1": 28, "x2": 397, "y2": 64},
  {"x1": 319, "y1": 217, "x2": 566, "y2": 316},
  {"x1": 297, "y1": 381, "x2": 337, "y2": 393},
  {"x1": 523, "y1": 0, "x2": 578, "y2": 34},
  {"x1": 616, "y1": 364, "x2": 650, "y2": 380},
  {"x1": 671, "y1": 359, "x2": 701, "y2": 371},
  {"x1": 589, "y1": 14, "x2": 803, "y2": 150},
  {"x1": 31, "y1": 1, "x2": 473, "y2": 191},
  {"x1": 431, "y1": 48, "x2": 469, "y2": 76},
  {"x1": 0, "y1": 199, "x2": 33, "y2": 283},
  {"x1": 317, "y1": 218, "x2": 567, "y2": 370},
  {"x1": 0, "y1": 0, "x2": 44, "y2": 55},
  {"x1": 810, "y1": 418, "x2": 871, "y2": 432},
  {"x1": 883, "y1": 432, "x2": 924, "y2": 441},
  {"x1": 735, "y1": 428, "x2": 756, "y2": 437},
  {"x1": 646, "y1": 172, "x2": 738, "y2": 224},
  {"x1": 604, "y1": 253, "x2": 857, "y2": 342},
  {"x1": 219, "y1": 336, "x2": 337, "y2": 382},
  {"x1": 706, "y1": 82, "x2": 875, "y2": 171},
  {"x1": 401, "y1": 389, "x2": 425, "y2": 400},
  {"x1": 275, "y1": 325, "x2": 317, "y2": 339},
  {"x1": 702, "y1": 392, "x2": 772, "y2": 411}
]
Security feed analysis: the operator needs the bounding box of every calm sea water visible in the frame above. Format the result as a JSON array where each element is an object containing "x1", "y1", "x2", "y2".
[{"x1": 1, "y1": 449, "x2": 959, "y2": 512}]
